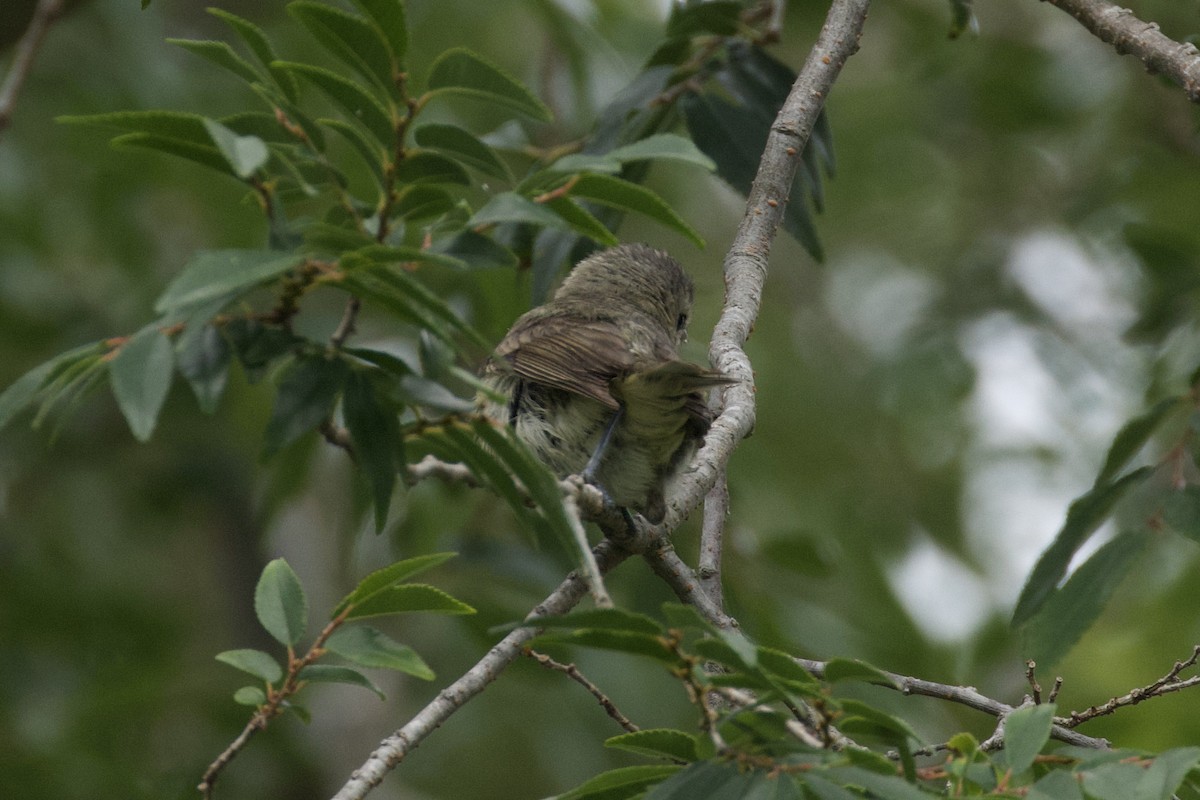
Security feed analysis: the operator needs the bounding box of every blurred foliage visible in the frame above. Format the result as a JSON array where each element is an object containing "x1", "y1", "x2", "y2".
[{"x1": 4, "y1": 0, "x2": 1200, "y2": 799}]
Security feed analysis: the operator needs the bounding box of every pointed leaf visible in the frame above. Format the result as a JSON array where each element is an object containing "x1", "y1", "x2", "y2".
[
  {"x1": 202, "y1": 118, "x2": 269, "y2": 179},
  {"x1": 346, "y1": 0, "x2": 407, "y2": 66},
  {"x1": 255, "y1": 558, "x2": 309, "y2": 646},
  {"x1": 1081, "y1": 763, "x2": 1147, "y2": 800},
  {"x1": 1022, "y1": 529, "x2": 1150, "y2": 667},
  {"x1": 288, "y1": 2, "x2": 395, "y2": 93},
  {"x1": 607, "y1": 133, "x2": 716, "y2": 171},
  {"x1": 1028, "y1": 770, "x2": 1084, "y2": 800},
  {"x1": 208, "y1": 8, "x2": 297, "y2": 100},
  {"x1": 334, "y1": 552, "x2": 457, "y2": 615},
  {"x1": 156, "y1": 250, "x2": 305, "y2": 315},
  {"x1": 325, "y1": 625, "x2": 434, "y2": 679},
  {"x1": 822, "y1": 658, "x2": 902, "y2": 688},
  {"x1": 396, "y1": 151, "x2": 470, "y2": 185},
  {"x1": 1136, "y1": 747, "x2": 1200, "y2": 800},
  {"x1": 109, "y1": 326, "x2": 174, "y2": 442},
  {"x1": 425, "y1": 47, "x2": 551, "y2": 121},
  {"x1": 469, "y1": 191, "x2": 570, "y2": 231},
  {"x1": 568, "y1": 174, "x2": 703, "y2": 246},
  {"x1": 557, "y1": 765, "x2": 682, "y2": 800},
  {"x1": 58, "y1": 110, "x2": 211, "y2": 141},
  {"x1": 320, "y1": 117, "x2": 386, "y2": 186},
  {"x1": 344, "y1": 583, "x2": 475, "y2": 619},
  {"x1": 644, "y1": 761, "x2": 756, "y2": 800},
  {"x1": 824, "y1": 767, "x2": 935, "y2": 800},
  {"x1": 263, "y1": 355, "x2": 349, "y2": 457},
  {"x1": 176, "y1": 318, "x2": 230, "y2": 414},
  {"x1": 111, "y1": 133, "x2": 232, "y2": 176},
  {"x1": 297, "y1": 664, "x2": 385, "y2": 699},
  {"x1": 543, "y1": 197, "x2": 619, "y2": 246},
  {"x1": 215, "y1": 649, "x2": 284, "y2": 683},
  {"x1": 605, "y1": 729, "x2": 698, "y2": 762},
  {"x1": 414, "y1": 123, "x2": 511, "y2": 180},
  {"x1": 1002, "y1": 703, "x2": 1056, "y2": 774},
  {"x1": 274, "y1": 61, "x2": 395, "y2": 145},
  {"x1": 342, "y1": 369, "x2": 400, "y2": 532},
  {"x1": 168, "y1": 38, "x2": 263, "y2": 85},
  {"x1": 803, "y1": 773, "x2": 865, "y2": 800},
  {"x1": 0, "y1": 342, "x2": 104, "y2": 434},
  {"x1": 1096, "y1": 396, "x2": 1189, "y2": 486},
  {"x1": 430, "y1": 230, "x2": 517, "y2": 270},
  {"x1": 1012, "y1": 467, "x2": 1152, "y2": 626}
]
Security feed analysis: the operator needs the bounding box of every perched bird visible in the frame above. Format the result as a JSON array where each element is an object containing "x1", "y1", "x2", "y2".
[{"x1": 484, "y1": 243, "x2": 732, "y2": 522}]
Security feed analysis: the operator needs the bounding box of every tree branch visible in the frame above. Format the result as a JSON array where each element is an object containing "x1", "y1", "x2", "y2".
[
  {"x1": 330, "y1": 541, "x2": 629, "y2": 800},
  {"x1": 0, "y1": 0, "x2": 67, "y2": 135},
  {"x1": 1040, "y1": 0, "x2": 1200, "y2": 102},
  {"x1": 524, "y1": 648, "x2": 640, "y2": 733}
]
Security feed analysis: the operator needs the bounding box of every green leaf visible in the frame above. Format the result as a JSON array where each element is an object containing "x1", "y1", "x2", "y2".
[
  {"x1": 334, "y1": 552, "x2": 457, "y2": 615},
  {"x1": 1096, "y1": 396, "x2": 1188, "y2": 486},
  {"x1": 346, "y1": 0, "x2": 407, "y2": 66},
  {"x1": 233, "y1": 686, "x2": 267, "y2": 706},
  {"x1": 557, "y1": 765, "x2": 682, "y2": 800},
  {"x1": 425, "y1": 47, "x2": 551, "y2": 121},
  {"x1": 605, "y1": 729, "x2": 697, "y2": 763},
  {"x1": 58, "y1": 110, "x2": 211, "y2": 141},
  {"x1": 109, "y1": 132, "x2": 232, "y2": 176},
  {"x1": 255, "y1": 558, "x2": 309, "y2": 647},
  {"x1": 274, "y1": 61, "x2": 395, "y2": 146},
  {"x1": 215, "y1": 649, "x2": 284, "y2": 683},
  {"x1": 320, "y1": 117, "x2": 387, "y2": 186},
  {"x1": 644, "y1": 761, "x2": 756, "y2": 799},
  {"x1": 527, "y1": 608, "x2": 664, "y2": 636},
  {"x1": 394, "y1": 185, "x2": 457, "y2": 220},
  {"x1": 413, "y1": 123, "x2": 512, "y2": 181},
  {"x1": 1001, "y1": 703, "x2": 1056, "y2": 774},
  {"x1": 202, "y1": 118, "x2": 269, "y2": 179},
  {"x1": 469, "y1": 191, "x2": 570, "y2": 231},
  {"x1": 430, "y1": 230, "x2": 517, "y2": 270},
  {"x1": 1136, "y1": 747, "x2": 1200, "y2": 800},
  {"x1": 156, "y1": 250, "x2": 304, "y2": 315},
  {"x1": 297, "y1": 664, "x2": 385, "y2": 699},
  {"x1": 168, "y1": 38, "x2": 263, "y2": 85},
  {"x1": 1161, "y1": 485, "x2": 1200, "y2": 544},
  {"x1": 344, "y1": 584, "x2": 475, "y2": 619},
  {"x1": 1022, "y1": 529, "x2": 1151, "y2": 667},
  {"x1": 325, "y1": 625, "x2": 434, "y2": 679},
  {"x1": 538, "y1": 628, "x2": 675, "y2": 662},
  {"x1": 824, "y1": 767, "x2": 936, "y2": 800},
  {"x1": 263, "y1": 355, "x2": 349, "y2": 457},
  {"x1": 822, "y1": 658, "x2": 901, "y2": 688},
  {"x1": 568, "y1": 174, "x2": 703, "y2": 246},
  {"x1": 666, "y1": 0, "x2": 742, "y2": 37},
  {"x1": 1080, "y1": 762, "x2": 1147, "y2": 800},
  {"x1": 606, "y1": 133, "x2": 717, "y2": 171},
  {"x1": 1012, "y1": 467, "x2": 1152, "y2": 626},
  {"x1": 543, "y1": 197, "x2": 619, "y2": 246},
  {"x1": 109, "y1": 326, "x2": 174, "y2": 443},
  {"x1": 0, "y1": 342, "x2": 105, "y2": 434},
  {"x1": 660, "y1": 602, "x2": 719, "y2": 633},
  {"x1": 396, "y1": 151, "x2": 470, "y2": 185},
  {"x1": 208, "y1": 8, "x2": 297, "y2": 100},
  {"x1": 803, "y1": 773, "x2": 865, "y2": 800},
  {"x1": 342, "y1": 369, "x2": 400, "y2": 532},
  {"x1": 288, "y1": 1, "x2": 396, "y2": 93},
  {"x1": 836, "y1": 699, "x2": 921, "y2": 745},
  {"x1": 757, "y1": 647, "x2": 818, "y2": 688},
  {"x1": 175, "y1": 317, "x2": 230, "y2": 415},
  {"x1": 1028, "y1": 770, "x2": 1084, "y2": 800}
]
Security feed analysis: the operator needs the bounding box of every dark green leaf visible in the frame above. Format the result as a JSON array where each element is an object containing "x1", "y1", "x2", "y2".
[
  {"x1": 527, "y1": 608, "x2": 664, "y2": 636},
  {"x1": 222, "y1": 319, "x2": 301, "y2": 382},
  {"x1": 1136, "y1": 747, "x2": 1200, "y2": 800},
  {"x1": 538, "y1": 629, "x2": 675, "y2": 662},
  {"x1": 1022, "y1": 529, "x2": 1151, "y2": 666},
  {"x1": 168, "y1": 38, "x2": 263, "y2": 85},
  {"x1": 176, "y1": 318, "x2": 230, "y2": 414},
  {"x1": 644, "y1": 761, "x2": 756, "y2": 800},
  {"x1": 1096, "y1": 396, "x2": 1188, "y2": 486},
  {"x1": 568, "y1": 174, "x2": 703, "y2": 246},
  {"x1": 334, "y1": 552, "x2": 457, "y2": 615},
  {"x1": 337, "y1": 264, "x2": 485, "y2": 351},
  {"x1": 1081, "y1": 762, "x2": 1147, "y2": 800},
  {"x1": 605, "y1": 729, "x2": 697, "y2": 763},
  {"x1": 660, "y1": 602, "x2": 719, "y2": 633},
  {"x1": 822, "y1": 658, "x2": 901, "y2": 688},
  {"x1": 425, "y1": 47, "x2": 551, "y2": 121},
  {"x1": 346, "y1": 0, "x2": 407, "y2": 66},
  {"x1": 343, "y1": 370, "x2": 401, "y2": 532},
  {"x1": 666, "y1": 0, "x2": 742, "y2": 37},
  {"x1": 470, "y1": 191, "x2": 570, "y2": 231},
  {"x1": 414, "y1": 123, "x2": 512, "y2": 180},
  {"x1": 208, "y1": 8, "x2": 297, "y2": 100},
  {"x1": 111, "y1": 133, "x2": 232, "y2": 176},
  {"x1": 220, "y1": 111, "x2": 295, "y2": 143},
  {"x1": 543, "y1": 197, "x2": 619, "y2": 246},
  {"x1": 274, "y1": 61, "x2": 395, "y2": 146},
  {"x1": 325, "y1": 625, "x2": 434, "y2": 679},
  {"x1": 396, "y1": 151, "x2": 470, "y2": 185},
  {"x1": 156, "y1": 250, "x2": 304, "y2": 315},
  {"x1": 344, "y1": 583, "x2": 475, "y2": 619},
  {"x1": 1000, "y1": 704, "x2": 1056, "y2": 774},
  {"x1": 233, "y1": 686, "x2": 267, "y2": 706},
  {"x1": 1012, "y1": 467, "x2": 1152, "y2": 626},
  {"x1": 320, "y1": 117, "x2": 387, "y2": 186},
  {"x1": 825, "y1": 767, "x2": 936, "y2": 800},
  {"x1": 288, "y1": 1, "x2": 396, "y2": 93},
  {"x1": 255, "y1": 558, "x2": 309, "y2": 646},
  {"x1": 1028, "y1": 770, "x2": 1084, "y2": 800},
  {"x1": 557, "y1": 765, "x2": 682, "y2": 800},
  {"x1": 757, "y1": 647, "x2": 818, "y2": 688},
  {"x1": 430, "y1": 230, "x2": 517, "y2": 270},
  {"x1": 263, "y1": 355, "x2": 349, "y2": 457},
  {"x1": 58, "y1": 110, "x2": 211, "y2": 141},
  {"x1": 394, "y1": 184, "x2": 457, "y2": 220},
  {"x1": 109, "y1": 326, "x2": 174, "y2": 443},
  {"x1": 836, "y1": 699, "x2": 921, "y2": 745},
  {"x1": 803, "y1": 773, "x2": 864, "y2": 800},
  {"x1": 606, "y1": 133, "x2": 716, "y2": 171},
  {"x1": 215, "y1": 649, "x2": 283, "y2": 683},
  {"x1": 202, "y1": 118, "x2": 269, "y2": 179},
  {"x1": 297, "y1": 664, "x2": 385, "y2": 699}
]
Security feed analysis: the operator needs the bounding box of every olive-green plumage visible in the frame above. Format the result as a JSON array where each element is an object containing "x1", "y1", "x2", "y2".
[{"x1": 484, "y1": 243, "x2": 731, "y2": 522}]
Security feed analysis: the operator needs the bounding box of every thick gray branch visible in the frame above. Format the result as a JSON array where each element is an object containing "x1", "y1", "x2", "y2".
[{"x1": 1042, "y1": 0, "x2": 1200, "y2": 102}]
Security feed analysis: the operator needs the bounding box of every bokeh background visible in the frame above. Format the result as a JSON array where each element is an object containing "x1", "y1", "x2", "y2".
[{"x1": 3, "y1": 0, "x2": 1200, "y2": 797}]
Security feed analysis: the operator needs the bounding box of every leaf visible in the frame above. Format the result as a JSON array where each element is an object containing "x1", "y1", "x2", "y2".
[
  {"x1": 413, "y1": 123, "x2": 512, "y2": 181},
  {"x1": 110, "y1": 133, "x2": 232, "y2": 176},
  {"x1": 1028, "y1": 770, "x2": 1084, "y2": 800},
  {"x1": 288, "y1": 1, "x2": 396, "y2": 93},
  {"x1": 1136, "y1": 747, "x2": 1200, "y2": 800},
  {"x1": 1095, "y1": 396, "x2": 1189, "y2": 486},
  {"x1": 1001, "y1": 704, "x2": 1056, "y2": 774},
  {"x1": 202, "y1": 118, "x2": 269, "y2": 179},
  {"x1": 58, "y1": 110, "x2": 212, "y2": 141},
  {"x1": 1021, "y1": 529, "x2": 1151, "y2": 667},
  {"x1": 334, "y1": 552, "x2": 457, "y2": 615},
  {"x1": 824, "y1": 767, "x2": 936, "y2": 800},
  {"x1": 175, "y1": 317, "x2": 231, "y2": 414},
  {"x1": 342, "y1": 369, "x2": 400, "y2": 532},
  {"x1": 469, "y1": 191, "x2": 570, "y2": 231},
  {"x1": 396, "y1": 151, "x2": 470, "y2": 185},
  {"x1": 660, "y1": 602, "x2": 719, "y2": 633},
  {"x1": 0, "y1": 341, "x2": 105, "y2": 434},
  {"x1": 320, "y1": 117, "x2": 386, "y2": 186},
  {"x1": 803, "y1": 773, "x2": 865, "y2": 800},
  {"x1": 344, "y1": 584, "x2": 475, "y2": 619},
  {"x1": 1080, "y1": 762, "x2": 1148, "y2": 800},
  {"x1": 109, "y1": 326, "x2": 175, "y2": 443},
  {"x1": 215, "y1": 649, "x2": 284, "y2": 683},
  {"x1": 297, "y1": 664, "x2": 385, "y2": 699},
  {"x1": 644, "y1": 761, "x2": 756, "y2": 799},
  {"x1": 425, "y1": 47, "x2": 551, "y2": 121},
  {"x1": 557, "y1": 765, "x2": 682, "y2": 800},
  {"x1": 156, "y1": 250, "x2": 304, "y2": 315},
  {"x1": 543, "y1": 197, "x2": 619, "y2": 246},
  {"x1": 325, "y1": 625, "x2": 434, "y2": 679},
  {"x1": 430, "y1": 230, "x2": 517, "y2": 270},
  {"x1": 255, "y1": 558, "x2": 309, "y2": 647},
  {"x1": 168, "y1": 38, "x2": 263, "y2": 85},
  {"x1": 346, "y1": 0, "x2": 408, "y2": 66},
  {"x1": 568, "y1": 173, "x2": 703, "y2": 246},
  {"x1": 665, "y1": 0, "x2": 742, "y2": 37},
  {"x1": 757, "y1": 647, "x2": 818, "y2": 688},
  {"x1": 263, "y1": 355, "x2": 349, "y2": 457},
  {"x1": 606, "y1": 133, "x2": 717, "y2": 171},
  {"x1": 1011, "y1": 467, "x2": 1152, "y2": 627},
  {"x1": 822, "y1": 658, "x2": 901, "y2": 688},
  {"x1": 208, "y1": 8, "x2": 297, "y2": 100},
  {"x1": 837, "y1": 699, "x2": 921, "y2": 745},
  {"x1": 605, "y1": 729, "x2": 698, "y2": 763},
  {"x1": 526, "y1": 608, "x2": 664, "y2": 636},
  {"x1": 274, "y1": 61, "x2": 395, "y2": 146},
  {"x1": 538, "y1": 629, "x2": 675, "y2": 662},
  {"x1": 233, "y1": 686, "x2": 267, "y2": 706}
]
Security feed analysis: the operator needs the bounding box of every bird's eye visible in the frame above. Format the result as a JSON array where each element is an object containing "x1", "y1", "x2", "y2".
[{"x1": 676, "y1": 313, "x2": 688, "y2": 331}]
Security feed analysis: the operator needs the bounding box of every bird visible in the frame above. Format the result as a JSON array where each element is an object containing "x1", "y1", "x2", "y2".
[{"x1": 483, "y1": 243, "x2": 732, "y2": 523}]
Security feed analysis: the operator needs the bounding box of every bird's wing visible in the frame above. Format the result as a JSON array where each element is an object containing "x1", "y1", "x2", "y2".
[{"x1": 494, "y1": 316, "x2": 635, "y2": 410}]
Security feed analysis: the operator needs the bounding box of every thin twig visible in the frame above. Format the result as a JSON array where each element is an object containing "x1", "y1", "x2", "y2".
[
  {"x1": 562, "y1": 491, "x2": 613, "y2": 608},
  {"x1": 524, "y1": 648, "x2": 639, "y2": 733},
  {"x1": 0, "y1": 0, "x2": 66, "y2": 135},
  {"x1": 643, "y1": 539, "x2": 739, "y2": 631},
  {"x1": 1040, "y1": 0, "x2": 1200, "y2": 102},
  {"x1": 1062, "y1": 644, "x2": 1200, "y2": 728},
  {"x1": 1026, "y1": 659, "x2": 1043, "y2": 704}
]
